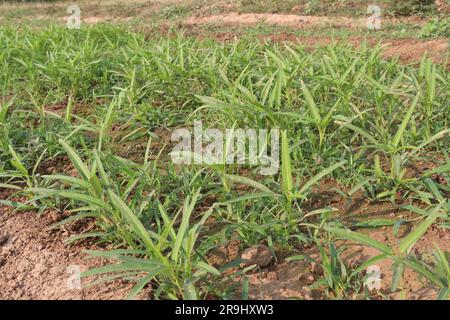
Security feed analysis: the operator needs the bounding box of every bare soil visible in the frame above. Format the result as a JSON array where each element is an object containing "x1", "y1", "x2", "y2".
[
  {"x1": 184, "y1": 13, "x2": 428, "y2": 29},
  {"x1": 0, "y1": 192, "x2": 151, "y2": 300}
]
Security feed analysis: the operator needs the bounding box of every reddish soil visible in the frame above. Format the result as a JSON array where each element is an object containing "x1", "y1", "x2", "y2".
[
  {"x1": 381, "y1": 38, "x2": 448, "y2": 64},
  {"x1": 206, "y1": 181, "x2": 449, "y2": 300},
  {"x1": 212, "y1": 218, "x2": 449, "y2": 300},
  {"x1": 240, "y1": 260, "x2": 323, "y2": 300},
  {"x1": 184, "y1": 13, "x2": 431, "y2": 29},
  {"x1": 0, "y1": 192, "x2": 151, "y2": 300},
  {"x1": 344, "y1": 226, "x2": 449, "y2": 300}
]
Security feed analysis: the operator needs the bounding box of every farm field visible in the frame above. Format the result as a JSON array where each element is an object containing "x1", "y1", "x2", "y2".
[{"x1": 0, "y1": 0, "x2": 449, "y2": 301}]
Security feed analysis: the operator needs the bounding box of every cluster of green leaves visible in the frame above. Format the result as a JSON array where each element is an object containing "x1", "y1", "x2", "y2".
[
  {"x1": 31, "y1": 140, "x2": 230, "y2": 299},
  {"x1": 326, "y1": 194, "x2": 449, "y2": 299}
]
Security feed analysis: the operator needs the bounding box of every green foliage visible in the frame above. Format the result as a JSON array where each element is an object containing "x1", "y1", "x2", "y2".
[
  {"x1": 419, "y1": 17, "x2": 450, "y2": 39},
  {"x1": 239, "y1": 0, "x2": 300, "y2": 13}
]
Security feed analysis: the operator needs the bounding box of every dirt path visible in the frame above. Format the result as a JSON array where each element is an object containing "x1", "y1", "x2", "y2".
[
  {"x1": 209, "y1": 187, "x2": 449, "y2": 300},
  {"x1": 184, "y1": 13, "x2": 429, "y2": 29},
  {"x1": 0, "y1": 196, "x2": 150, "y2": 300},
  {"x1": 185, "y1": 13, "x2": 366, "y2": 29}
]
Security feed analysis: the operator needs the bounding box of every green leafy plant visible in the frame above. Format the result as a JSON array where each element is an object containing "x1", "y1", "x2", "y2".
[
  {"x1": 82, "y1": 189, "x2": 222, "y2": 300},
  {"x1": 325, "y1": 202, "x2": 448, "y2": 299}
]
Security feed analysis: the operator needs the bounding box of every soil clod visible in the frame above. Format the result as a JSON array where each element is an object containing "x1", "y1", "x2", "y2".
[
  {"x1": 0, "y1": 234, "x2": 10, "y2": 246},
  {"x1": 240, "y1": 245, "x2": 273, "y2": 268}
]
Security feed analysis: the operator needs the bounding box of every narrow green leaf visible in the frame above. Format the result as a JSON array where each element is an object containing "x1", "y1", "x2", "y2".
[
  {"x1": 281, "y1": 130, "x2": 293, "y2": 197},
  {"x1": 301, "y1": 80, "x2": 321, "y2": 123},
  {"x1": 171, "y1": 189, "x2": 201, "y2": 261},
  {"x1": 107, "y1": 191, "x2": 161, "y2": 259},
  {"x1": 398, "y1": 205, "x2": 440, "y2": 254},
  {"x1": 195, "y1": 261, "x2": 221, "y2": 276},
  {"x1": 392, "y1": 91, "x2": 420, "y2": 148},
  {"x1": 298, "y1": 160, "x2": 346, "y2": 194},
  {"x1": 391, "y1": 262, "x2": 405, "y2": 292},
  {"x1": 225, "y1": 174, "x2": 276, "y2": 195},
  {"x1": 59, "y1": 139, "x2": 90, "y2": 180},
  {"x1": 325, "y1": 226, "x2": 394, "y2": 255}
]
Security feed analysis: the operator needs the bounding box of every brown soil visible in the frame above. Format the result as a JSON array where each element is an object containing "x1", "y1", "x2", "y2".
[
  {"x1": 211, "y1": 217, "x2": 449, "y2": 300},
  {"x1": 381, "y1": 38, "x2": 449, "y2": 64},
  {"x1": 240, "y1": 260, "x2": 322, "y2": 300},
  {"x1": 185, "y1": 13, "x2": 428, "y2": 29},
  {"x1": 0, "y1": 192, "x2": 151, "y2": 300},
  {"x1": 185, "y1": 13, "x2": 366, "y2": 29},
  {"x1": 205, "y1": 174, "x2": 449, "y2": 300},
  {"x1": 44, "y1": 100, "x2": 93, "y2": 117}
]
